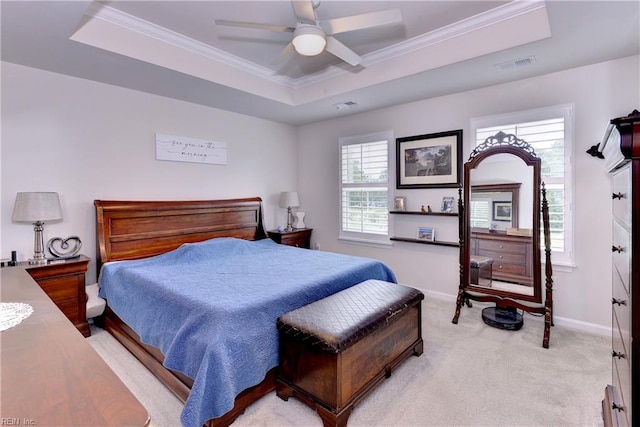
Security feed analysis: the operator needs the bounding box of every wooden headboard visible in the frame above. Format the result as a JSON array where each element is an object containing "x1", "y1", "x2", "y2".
[{"x1": 94, "y1": 197, "x2": 267, "y2": 270}]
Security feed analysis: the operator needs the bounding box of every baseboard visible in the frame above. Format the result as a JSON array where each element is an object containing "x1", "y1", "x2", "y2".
[{"x1": 423, "y1": 290, "x2": 610, "y2": 337}]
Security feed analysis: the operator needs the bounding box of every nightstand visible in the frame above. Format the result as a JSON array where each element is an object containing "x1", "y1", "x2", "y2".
[
  {"x1": 268, "y1": 228, "x2": 313, "y2": 249},
  {"x1": 24, "y1": 255, "x2": 91, "y2": 337}
]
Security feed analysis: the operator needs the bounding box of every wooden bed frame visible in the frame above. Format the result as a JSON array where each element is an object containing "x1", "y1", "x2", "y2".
[{"x1": 94, "y1": 197, "x2": 275, "y2": 427}]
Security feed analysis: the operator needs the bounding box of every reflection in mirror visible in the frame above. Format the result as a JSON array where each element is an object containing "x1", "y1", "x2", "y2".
[
  {"x1": 468, "y1": 154, "x2": 534, "y2": 296},
  {"x1": 452, "y1": 131, "x2": 553, "y2": 348}
]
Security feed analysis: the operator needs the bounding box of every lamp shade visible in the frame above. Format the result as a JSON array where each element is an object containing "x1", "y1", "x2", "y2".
[
  {"x1": 279, "y1": 191, "x2": 300, "y2": 208},
  {"x1": 12, "y1": 192, "x2": 63, "y2": 223},
  {"x1": 292, "y1": 25, "x2": 326, "y2": 56}
]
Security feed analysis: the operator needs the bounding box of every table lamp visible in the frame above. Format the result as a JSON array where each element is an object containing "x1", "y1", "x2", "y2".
[
  {"x1": 12, "y1": 192, "x2": 63, "y2": 265},
  {"x1": 279, "y1": 191, "x2": 299, "y2": 232}
]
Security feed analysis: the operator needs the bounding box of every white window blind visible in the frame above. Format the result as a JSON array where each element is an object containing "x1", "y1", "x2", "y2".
[
  {"x1": 472, "y1": 104, "x2": 574, "y2": 267},
  {"x1": 470, "y1": 199, "x2": 490, "y2": 228},
  {"x1": 339, "y1": 132, "x2": 392, "y2": 243}
]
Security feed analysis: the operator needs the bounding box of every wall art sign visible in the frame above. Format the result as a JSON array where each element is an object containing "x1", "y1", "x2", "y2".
[
  {"x1": 396, "y1": 129, "x2": 462, "y2": 188},
  {"x1": 155, "y1": 133, "x2": 227, "y2": 165}
]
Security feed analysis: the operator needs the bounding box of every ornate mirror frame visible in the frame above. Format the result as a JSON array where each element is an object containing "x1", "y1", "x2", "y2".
[{"x1": 452, "y1": 131, "x2": 554, "y2": 348}]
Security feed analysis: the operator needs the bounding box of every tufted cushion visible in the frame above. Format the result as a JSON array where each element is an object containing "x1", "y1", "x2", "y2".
[{"x1": 277, "y1": 279, "x2": 424, "y2": 353}]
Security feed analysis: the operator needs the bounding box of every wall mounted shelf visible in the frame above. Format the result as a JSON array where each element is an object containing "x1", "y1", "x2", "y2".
[
  {"x1": 389, "y1": 210, "x2": 460, "y2": 247},
  {"x1": 390, "y1": 237, "x2": 460, "y2": 247},
  {"x1": 389, "y1": 210, "x2": 457, "y2": 217}
]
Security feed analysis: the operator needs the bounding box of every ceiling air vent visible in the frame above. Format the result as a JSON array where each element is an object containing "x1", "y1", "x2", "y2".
[
  {"x1": 333, "y1": 101, "x2": 359, "y2": 111},
  {"x1": 494, "y1": 56, "x2": 537, "y2": 72}
]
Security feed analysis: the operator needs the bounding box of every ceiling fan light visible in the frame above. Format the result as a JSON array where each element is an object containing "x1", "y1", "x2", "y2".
[{"x1": 292, "y1": 26, "x2": 326, "y2": 56}]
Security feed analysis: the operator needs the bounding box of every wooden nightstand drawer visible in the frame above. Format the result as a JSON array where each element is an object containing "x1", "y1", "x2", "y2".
[
  {"x1": 34, "y1": 275, "x2": 81, "y2": 301},
  {"x1": 268, "y1": 229, "x2": 313, "y2": 249},
  {"x1": 25, "y1": 255, "x2": 91, "y2": 337}
]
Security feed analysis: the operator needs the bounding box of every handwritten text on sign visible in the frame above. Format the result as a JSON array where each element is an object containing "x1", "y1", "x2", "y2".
[{"x1": 155, "y1": 133, "x2": 227, "y2": 165}]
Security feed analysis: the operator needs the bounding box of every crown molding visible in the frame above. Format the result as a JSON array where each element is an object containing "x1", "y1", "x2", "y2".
[
  {"x1": 84, "y1": 2, "x2": 297, "y2": 87},
  {"x1": 81, "y1": 0, "x2": 547, "y2": 91}
]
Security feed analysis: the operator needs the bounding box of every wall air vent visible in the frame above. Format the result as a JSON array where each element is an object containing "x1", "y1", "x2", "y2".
[
  {"x1": 494, "y1": 56, "x2": 537, "y2": 72},
  {"x1": 333, "y1": 101, "x2": 359, "y2": 111}
]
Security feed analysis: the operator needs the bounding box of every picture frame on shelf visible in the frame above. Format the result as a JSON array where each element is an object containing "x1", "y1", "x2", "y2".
[
  {"x1": 416, "y1": 226, "x2": 435, "y2": 242},
  {"x1": 396, "y1": 129, "x2": 463, "y2": 189},
  {"x1": 441, "y1": 196, "x2": 455, "y2": 213},
  {"x1": 493, "y1": 201, "x2": 512, "y2": 221},
  {"x1": 393, "y1": 196, "x2": 407, "y2": 211}
]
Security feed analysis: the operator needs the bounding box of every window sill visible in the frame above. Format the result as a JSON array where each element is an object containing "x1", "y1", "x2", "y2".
[
  {"x1": 338, "y1": 236, "x2": 394, "y2": 249},
  {"x1": 543, "y1": 260, "x2": 576, "y2": 273}
]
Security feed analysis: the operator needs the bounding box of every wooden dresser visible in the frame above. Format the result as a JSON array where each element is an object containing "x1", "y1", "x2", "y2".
[
  {"x1": 24, "y1": 255, "x2": 91, "y2": 337},
  {"x1": 470, "y1": 231, "x2": 533, "y2": 286},
  {"x1": 601, "y1": 111, "x2": 639, "y2": 427},
  {"x1": 0, "y1": 267, "x2": 149, "y2": 426}
]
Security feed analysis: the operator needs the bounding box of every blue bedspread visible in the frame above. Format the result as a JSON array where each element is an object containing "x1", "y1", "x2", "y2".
[{"x1": 99, "y1": 237, "x2": 396, "y2": 427}]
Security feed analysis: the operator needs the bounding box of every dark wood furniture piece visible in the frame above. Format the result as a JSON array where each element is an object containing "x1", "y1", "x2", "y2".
[
  {"x1": 599, "y1": 110, "x2": 639, "y2": 427},
  {"x1": 470, "y1": 255, "x2": 493, "y2": 286},
  {"x1": 470, "y1": 231, "x2": 533, "y2": 286},
  {"x1": 0, "y1": 266, "x2": 149, "y2": 426},
  {"x1": 276, "y1": 279, "x2": 424, "y2": 427},
  {"x1": 23, "y1": 254, "x2": 91, "y2": 337},
  {"x1": 452, "y1": 131, "x2": 554, "y2": 348},
  {"x1": 268, "y1": 228, "x2": 312, "y2": 248},
  {"x1": 94, "y1": 197, "x2": 275, "y2": 427}
]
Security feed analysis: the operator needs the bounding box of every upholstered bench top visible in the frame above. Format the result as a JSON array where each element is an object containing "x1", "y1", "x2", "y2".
[
  {"x1": 470, "y1": 255, "x2": 494, "y2": 268},
  {"x1": 277, "y1": 279, "x2": 424, "y2": 354}
]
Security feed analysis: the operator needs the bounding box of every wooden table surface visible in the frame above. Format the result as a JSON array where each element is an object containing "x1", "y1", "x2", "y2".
[{"x1": 0, "y1": 267, "x2": 150, "y2": 426}]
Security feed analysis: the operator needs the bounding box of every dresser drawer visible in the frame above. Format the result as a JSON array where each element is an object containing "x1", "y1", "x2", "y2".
[
  {"x1": 612, "y1": 165, "x2": 631, "y2": 228},
  {"x1": 613, "y1": 357, "x2": 631, "y2": 427},
  {"x1": 478, "y1": 239, "x2": 527, "y2": 254},
  {"x1": 612, "y1": 271, "x2": 631, "y2": 358},
  {"x1": 494, "y1": 262, "x2": 528, "y2": 277},
  {"x1": 613, "y1": 221, "x2": 631, "y2": 293},
  {"x1": 478, "y1": 249, "x2": 526, "y2": 265}
]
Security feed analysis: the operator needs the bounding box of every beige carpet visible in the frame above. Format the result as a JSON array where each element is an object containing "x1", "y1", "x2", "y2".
[{"x1": 87, "y1": 297, "x2": 609, "y2": 426}]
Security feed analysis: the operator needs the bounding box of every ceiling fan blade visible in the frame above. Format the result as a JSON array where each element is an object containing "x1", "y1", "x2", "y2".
[
  {"x1": 325, "y1": 36, "x2": 362, "y2": 66},
  {"x1": 272, "y1": 42, "x2": 297, "y2": 71},
  {"x1": 291, "y1": 0, "x2": 316, "y2": 24},
  {"x1": 321, "y1": 9, "x2": 402, "y2": 35},
  {"x1": 215, "y1": 20, "x2": 294, "y2": 33}
]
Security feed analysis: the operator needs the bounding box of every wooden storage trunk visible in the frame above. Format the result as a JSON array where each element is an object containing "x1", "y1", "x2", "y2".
[{"x1": 276, "y1": 279, "x2": 424, "y2": 427}]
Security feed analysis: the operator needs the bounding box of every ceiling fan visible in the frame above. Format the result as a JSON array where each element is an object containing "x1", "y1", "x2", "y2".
[{"x1": 215, "y1": 0, "x2": 402, "y2": 67}]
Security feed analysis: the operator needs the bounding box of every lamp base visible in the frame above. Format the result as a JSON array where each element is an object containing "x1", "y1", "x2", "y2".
[{"x1": 28, "y1": 255, "x2": 48, "y2": 265}]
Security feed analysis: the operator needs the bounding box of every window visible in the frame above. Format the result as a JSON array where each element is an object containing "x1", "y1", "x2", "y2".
[
  {"x1": 470, "y1": 198, "x2": 490, "y2": 228},
  {"x1": 471, "y1": 104, "x2": 574, "y2": 267},
  {"x1": 339, "y1": 131, "x2": 393, "y2": 244}
]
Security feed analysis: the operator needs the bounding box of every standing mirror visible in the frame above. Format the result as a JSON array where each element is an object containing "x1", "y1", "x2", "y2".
[{"x1": 452, "y1": 131, "x2": 554, "y2": 348}]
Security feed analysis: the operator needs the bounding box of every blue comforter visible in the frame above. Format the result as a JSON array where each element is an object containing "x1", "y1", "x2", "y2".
[{"x1": 98, "y1": 237, "x2": 396, "y2": 427}]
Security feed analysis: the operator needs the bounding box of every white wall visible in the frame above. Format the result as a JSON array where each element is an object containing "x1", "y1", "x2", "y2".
[
  {"x1": 297, "y1": 55, "x2": 640, "y2": 333},
  {"x1": 2, "y1": 56, "x2": 638, "y2": 333},
  {"x1": 1, "y1": 62, "x2": 298, "y2": 283}
]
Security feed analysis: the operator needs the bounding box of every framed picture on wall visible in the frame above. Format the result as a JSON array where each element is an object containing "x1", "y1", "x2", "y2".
[
  {"x1": 441, "y1": 196, "x2": 455, "y2": 213},
  {"x1": 416, "y1": 226, "x2": 435, "y2": 242},
  {"x1": 493, "y1": 201, "x2": 512, "y2": 221},
  {"x1": 396, "y1": 129, "x2": 463, "y2": 189}
]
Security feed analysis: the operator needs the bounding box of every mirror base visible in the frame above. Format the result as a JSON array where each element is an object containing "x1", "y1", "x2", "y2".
[{"x1": 481, "y1": 306, "x2": 523, "y2": 331}]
